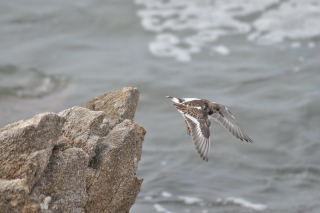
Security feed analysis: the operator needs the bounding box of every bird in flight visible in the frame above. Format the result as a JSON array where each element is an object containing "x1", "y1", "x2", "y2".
[{"x1": 167, "y1": 96, "x2": 253, "y2": 162}]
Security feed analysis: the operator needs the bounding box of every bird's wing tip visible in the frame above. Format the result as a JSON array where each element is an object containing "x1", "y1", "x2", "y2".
[{"x1": 246, "y1": 138, "x2": 254, "y2": 143}]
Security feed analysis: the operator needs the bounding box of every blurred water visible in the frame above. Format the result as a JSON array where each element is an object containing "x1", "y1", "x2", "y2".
[{"x1": 1, "y1": 0, "x2": 320, "y2": 212}]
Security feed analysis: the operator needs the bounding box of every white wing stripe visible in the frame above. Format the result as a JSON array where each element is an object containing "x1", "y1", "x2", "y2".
[
  {"x1": 181, "y1": 98, "x2": 200, "y2": 103},
  {"x1": 193, "y1": 106, "x2": 202, "y2": 110},
  {"x1": 185, "y1": 114, "x2": 210, "y2": 161},
  {"x1": 171, "y1": 98, "x2": 180, "y2": 103},
  {"x1": 185, "y1": 114, "x2": 202, "y2": 135}
]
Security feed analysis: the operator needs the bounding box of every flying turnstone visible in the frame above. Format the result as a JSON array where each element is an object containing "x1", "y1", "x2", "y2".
[{"x1": 167, "y1": 96, "x2": 253, "y2": 162}]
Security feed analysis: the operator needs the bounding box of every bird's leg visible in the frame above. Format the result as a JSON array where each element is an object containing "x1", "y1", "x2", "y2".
[{"x1": 184, "y1": 120, "x2": 191, "y2": 135}]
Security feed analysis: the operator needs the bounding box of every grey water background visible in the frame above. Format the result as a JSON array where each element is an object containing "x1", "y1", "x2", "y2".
[{"x1": 1, "y1": 0, "x2": 320, "y2": 212}]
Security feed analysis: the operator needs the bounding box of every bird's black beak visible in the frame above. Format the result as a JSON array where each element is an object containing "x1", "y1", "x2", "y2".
[{"x1": 219, "y1": 112, "x2": 224, "y2": 117}]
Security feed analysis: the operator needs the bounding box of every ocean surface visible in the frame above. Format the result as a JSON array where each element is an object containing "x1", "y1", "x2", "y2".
[{"x1": 1, "y1": 0, "x2": 320, "y2": 212}]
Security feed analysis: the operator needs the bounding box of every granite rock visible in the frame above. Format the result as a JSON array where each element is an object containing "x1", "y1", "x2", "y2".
[{"x1": 0, "y1": 87, "x2": 146, "y2": 213}]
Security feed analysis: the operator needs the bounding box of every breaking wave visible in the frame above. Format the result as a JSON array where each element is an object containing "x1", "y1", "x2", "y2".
[
  {"x1": 0, "y1": 65, "x2": 65, "y2": 98},
  {"x1": 135, "y1": 0, "x2": 320, "y2": 61}
]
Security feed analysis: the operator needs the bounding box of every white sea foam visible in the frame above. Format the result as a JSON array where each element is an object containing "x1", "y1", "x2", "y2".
[
  {"x1": 217, "y1": 197, "x2": 267, "y2": 211},
  {"x1": 162, "y1": 191, "x2": 173, "y2": 197},
  {"x1": 291, "y1": 42, "x2": 301, "y2": 48},
  {"x1": 252, "y1": 0, "x2": 320, "y2": 44},
  {"x1": 135, "y1": 0, "x2": 320, "y2": 61},
  {"x1": 149, "y1": 34, "x2": 192, "y2": 62},
  {"x1": 144, "y1": 195, "x2": 153, "y2": 200},
  {"x1": 308, "y1": 42, "x2": 316, "y2": 48},
  {"x1": 153, "y1": 204, "x2": 166, "y2": 212},
  {"x1": 178, "y1": 196, "x2": 203, "y2": 205},
  {"x1": 213, "y1": 45, "x2": 230, "y2": 55},
  {"x1": 153, "y1": 203, "x2": 175, "y2": 213}
]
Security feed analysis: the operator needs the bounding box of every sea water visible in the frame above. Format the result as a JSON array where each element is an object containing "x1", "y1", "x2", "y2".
[{"x1": 1, "y1": 0, "x2": 320, "y2": 212}]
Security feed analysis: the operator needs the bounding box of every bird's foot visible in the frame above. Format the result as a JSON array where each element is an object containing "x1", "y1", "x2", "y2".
[{"x1": 185, "y1": 120, "x2": 191, "y2": 135}]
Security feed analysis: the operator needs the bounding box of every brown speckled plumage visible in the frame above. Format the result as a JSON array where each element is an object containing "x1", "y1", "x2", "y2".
[{"x1": 167, "y1": 96, "x2": 253, "y2": 162}]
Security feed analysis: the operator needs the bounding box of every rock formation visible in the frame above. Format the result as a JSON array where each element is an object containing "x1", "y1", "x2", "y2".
[{"x1": 0, "y1": 87, "x2": 146, "y2": 213}]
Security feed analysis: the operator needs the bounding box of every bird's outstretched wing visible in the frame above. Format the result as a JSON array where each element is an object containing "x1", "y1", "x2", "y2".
[
  {"x1": 210, "y1": 105, "x2": 253, "y2": 142},
  {"x1": 171, "y1": 101, "x2": 212, "y2": 161},
  {"x1": 184, "y1": 114, "x2": 211, "y2": 162}
]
